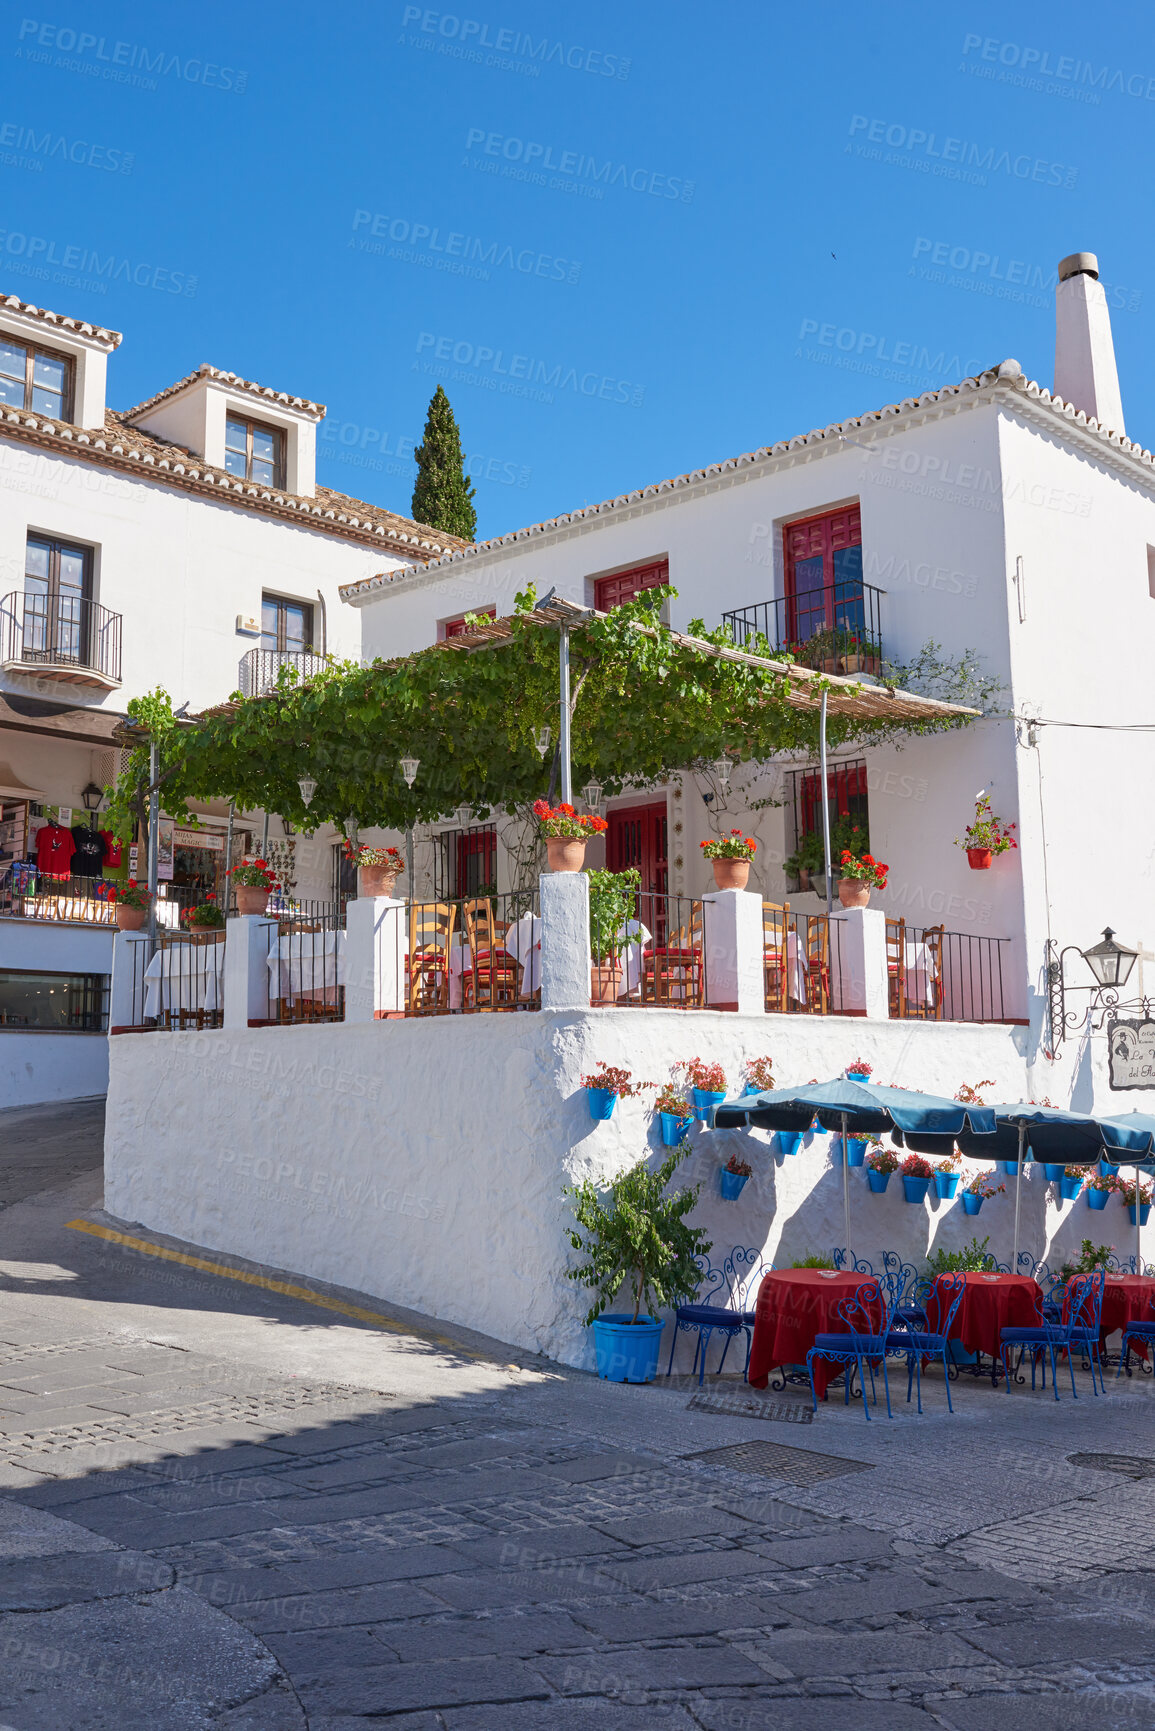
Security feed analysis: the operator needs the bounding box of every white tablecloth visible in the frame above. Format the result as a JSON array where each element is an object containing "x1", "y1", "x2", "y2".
[
  {"x1": 764, "y1": 929, "x2": 809, "y2": 1003},
  {"x1": 143, "y1": 943, "x2": 224, "y2": 1019},
  {"x1": 903, "y1": 939, "x2": 938, "y2": 1007},
  {"x1": 267, "y1": 930, "x2": 346, "y2": 1003}
]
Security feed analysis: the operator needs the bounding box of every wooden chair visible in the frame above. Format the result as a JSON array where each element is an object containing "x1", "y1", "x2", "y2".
[
  {"x1": 408, "y1": 901, "x2": 456, "y2": 1016},
  {"x1": 801, "y1": 915, "x2": 830, "y2": 1015},
  {"x1": 762, "y1": 899, "x2": 790, "y2": 1013},
  {"x1": 643, "y1": 902, "x2": 705, "y2": 1007},
  {"x1": 885, "y1": 916, "x2": 906, "y2": 1018},
  {"x1": 907, "y1": 924, "x2": 944, "y2": 1021},
  {"x1": 462, "y1": 898, "x2": 520, "y2": 1011}
]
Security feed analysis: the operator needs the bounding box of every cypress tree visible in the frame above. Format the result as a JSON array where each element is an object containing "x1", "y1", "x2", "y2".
[{"x1": 411, "y1": 385, "x2": 477, "y2": 539}]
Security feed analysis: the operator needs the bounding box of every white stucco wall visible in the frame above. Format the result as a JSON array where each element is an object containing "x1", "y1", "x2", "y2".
[{"x1": 0, "y1": 914, "x2": 113, "y2": 1105}]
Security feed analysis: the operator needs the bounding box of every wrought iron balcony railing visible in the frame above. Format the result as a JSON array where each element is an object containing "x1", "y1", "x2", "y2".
[
  {"x1": 0, "y1": 590, "x2": 122, "y2": 687},
  {"x1": 238, "y1": 647, "x2": 328, "y2": 698},
  {"x1": 722, "y1": 581, "x2": 884, "y2": 675}
]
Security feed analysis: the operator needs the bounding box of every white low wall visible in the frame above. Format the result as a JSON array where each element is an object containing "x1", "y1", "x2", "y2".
[
  {"x1": 105, "y1": 1004, "x2": 1116, "y2": 1370},
  {"x1": 0, "y1": 917, "x2": 115, "y2": 1106}
]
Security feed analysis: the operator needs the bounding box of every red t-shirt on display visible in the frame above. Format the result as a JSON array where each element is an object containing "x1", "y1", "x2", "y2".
[
  {"x1": 99, "y1": 831, "x2": 123, "y2": 868},
  {"x1": 36, "y1": 825, "x2": 75, "y2": 879}
]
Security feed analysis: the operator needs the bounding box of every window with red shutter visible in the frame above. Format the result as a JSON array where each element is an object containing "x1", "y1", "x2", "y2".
[
  {"x1": 783, "y1": 506, "x2": 863, "y2": 649},
  {"x1": 442, "y1": 609, "x2": 496, "y2": 639},
  {"x1": 593, "y1": 561, "x2": 668, "y2": 611}
]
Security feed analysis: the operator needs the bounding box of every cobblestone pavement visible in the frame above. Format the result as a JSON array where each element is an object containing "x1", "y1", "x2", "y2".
[{"x1": 2, "y1": 1103, "x2": 1155, "y2": 1727}]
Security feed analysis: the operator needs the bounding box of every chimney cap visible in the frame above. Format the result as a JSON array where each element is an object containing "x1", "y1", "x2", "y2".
[{"x1": 1058, "y1": 252, "x2": 1099, "y2": 282}]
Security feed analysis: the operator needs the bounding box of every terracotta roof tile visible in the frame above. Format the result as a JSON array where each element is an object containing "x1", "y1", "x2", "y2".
[
  {"x1": 0, "y1": 291, "x2": 121, "y2": 348},
  {"x1": 125, "y1": 362, "x2": 325, "y2": 421}
]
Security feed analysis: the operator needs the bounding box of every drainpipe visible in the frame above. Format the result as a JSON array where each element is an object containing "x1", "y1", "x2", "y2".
[
  {"x1": 146, "y1": 740, "x2": 159, "y2": 944},
  {"x1": 559, "y1": 626, "x2": 573, "y2": 806},
  {"x1": 819, "y1": 688, "x2": 833, "y2": 916}
]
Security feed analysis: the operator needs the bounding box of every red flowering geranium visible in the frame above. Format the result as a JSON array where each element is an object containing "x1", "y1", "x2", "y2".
[
  {"x1": 110, "y1": 878, "x2": 151, "y2": 910},
  {"x1": 701, "y1": 830, "x2": 757, "y2": 861},
  {"x1": 582, "y1": 1065, "x2": 649, "y2": 1098},
  {"x1": 839, "y1": 849, "x2": 888, "y2": 889},
  {"x1": 680, "y1": 1057, "x2": 727, "y2": 1093},
  {"x1": 899, "y1": 1153, "x2": 933, "y2": 1179},
  {"x1": 228, "y1": 857, "x2": 279, "y2": 889},
  {"x1": 533, "y1": 800, "x2": 608, "y2": 839}
]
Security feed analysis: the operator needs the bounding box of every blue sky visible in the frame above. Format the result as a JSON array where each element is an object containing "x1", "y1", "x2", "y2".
[{"x1": 5, "y1": 0, "x2": 1153, "y2": 537}]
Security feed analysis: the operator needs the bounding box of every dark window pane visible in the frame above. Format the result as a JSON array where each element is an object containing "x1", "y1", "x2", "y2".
[
  {"x1": 57, "y1": 549, "x2": 86, "y2": 593},
  {"x1": 0, "y1": 970, "x2": 106, "y2": 1031},
  {"x1": 24, "y1": 540, "x2": 50, "y2": 584},
  {"x1": 282, "y1": 605, "x2": 308, "y2": 648}
]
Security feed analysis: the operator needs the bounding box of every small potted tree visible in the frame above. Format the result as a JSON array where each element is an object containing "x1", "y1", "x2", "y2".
[
  {"x1": 653, "y1": 1081, "x2": 694, "y2": 1147},
  {"x1": 700, "y1": 830, "x2": 757, "y2": 891},
  {"x1": 345, "y1": 840, "x2": 405, "y2": 898},
  {"x1": 836, "y1": 848, "x2": 888, "y2": 909},
  {"x1": 181, "y1": 895, "x2": 226, "y2": 932},
  {"x1": 719, "y1": 1154, "x2": 753, "y2": 1201},
  {"x1": 1087, "y1": 1171, "x2": 1114, "y2": 1212},
  {"x1": 900, "y1": 1152, "x2": 934, "y2": 1204},
  {"x1": 865, "y1": 1145, "x2": 899, "y2": 1193},
  {"x1": 565, "y1": 1148, "x2": 710, "y2": 1383},
  {"x1": 742, "y1": 1055, "x2": 775, "y2": 1097},
  {"x1": 846, "y1": 1059, "x2": 873, "y2": 1083},
  {"x1": 588, "y1": 867, "x2": 640, "y2": 1003},
  {"x1": 228, "y1": 857, "x2": 279, "y2": 916},
  {"x1": 533, "y1": 800, "x2": 608, "y2": 872},
  {"x1": 1060, "y1": 1165, "x2": 1086, "y2": 1203},
  {"x1": 582, "y1": 1064, "x2": 647, "y2": 1122},
  {"x1": 955, "y1": 795, "x2": 1017, "y2": 871},
  {"x1": 933, "y1": 1148, "x2": 963, "y2": 1201},
  {"x1": 1116, "y1": 1175, "x2": 1153, "y2": 1227},
  {"x1": 962, "y1": 1170, "x2": 1005, "y2": 1216},
  {"x1": 681, "y1": 1058, "x2": 727, "y2": 1121},
  {"x1": 109, "y1": 879, "x2": 151, "y2": 932}
]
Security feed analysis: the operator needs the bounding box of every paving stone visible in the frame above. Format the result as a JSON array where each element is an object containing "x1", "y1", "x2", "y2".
[
  {"x1": 223, "y1": 1579, "x2": 444, "y2": 1633},
  {"x1": 0, "y1": 1548, "x2": 172, "y2": 1609},
  {"x1": 293, "y1": 1656, "x2": 551, "y2": 1715},
  {"x1": 257, "y1": 1421, "x2": 408, "y2": 1456},
  {"x1": 590, "y1": 1508, "x2": 755, "y2": 1547},
  {"x1": 758, "y1": 1523, "x2": 894, "y2": 1567},
  {"x1": 540, "y1": 1452, "x2": 664, "y2": 1484},
  {"x1": 144, "y1": 1444, "x2": 295, "y2": 1476},
  {"x1": 961, "y1": 1614, "x2": 1155, "y2": 1664},
  {"x1": 278, "y1": 1543, "x2": 477, "y2": 1593},
  {"x1": 126, "y1": 1474, "x2": 299, "y2": 1513},
  {"x1": 382, "y1": 1611, "x2": 589, "y2": 1660},
  {"x1": 266, "y1": 1455, "x2": 408, "y2": 1492},
  {"x1": 415, "y1": 1466, "x2": 560, "y2": 1504},
  {"x1": 447, "y1": 1527, "x2": 630, "y2": 1570},
  {"x1": 758, "y1": 1626, "x2": 989, "y2": 1677},
  {"x1": 572, "y1": 1597, "x2": 777, "y2": 1640},
  {"x1": 429, "y1": 1566, "x2": 630, "y2": 1611},
  {"x1": 261, "y1": 1623, "x2": 395, "y2": 1675},
  {"x1": 443, "y1": 1703, "x2": 704, "y2": 1730},
  {"x1": 934, "y1": 1692, "x2": 1155, "y2": 1731},
  {"x1": 538, "y1": 1643, "x2": 775, "y2": 1691},
  {"x1": 692, "y1": 1701, "x2": 940, "y2": 1730},
  {"x1": 765, "y1": 1571, "x2": 1004, "y2": 1623},
  {"x1": 390, "y1": 1437, "x2": 533, "y2": 1470},
  {"x1": 6, "y1": 1468, "x2": 171, "y2": 1505},
  {"x1": 607, "y1": 1547, "x2": 780, "y2": 1591}
]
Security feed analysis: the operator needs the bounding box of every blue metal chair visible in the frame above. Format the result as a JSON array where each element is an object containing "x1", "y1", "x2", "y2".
[
  {"x1": 806, "y1": 1278, "x2": 894, "y2": 1421},
  {"x1": 883, "y1": 1271, "x2": 966, "y2": 1414},
  {"x1": 666, "y1": 1251, "x2": 763, "y2": 1386},
  {"x1": 1115, "y1": 1289, "x2": 1155, "y2": 1379},
  {"x1": 832, "y1": 1248, "x2": 875, "y2": 1275},
  {"x1": 1000, "y1": 1270, "x2": 1105, "y2": 1400},
  {"x1": 721, "y1": 1246, "x2": 771, "y2": 1380}
]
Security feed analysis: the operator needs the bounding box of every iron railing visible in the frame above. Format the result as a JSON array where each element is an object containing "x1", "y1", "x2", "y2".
[
  {"x1": 262, "y1": 909, "x2": 345, "y2": 1025},
  {"x1": 887, "y1": 918, "x2": 1011, "y2": 1023},
  {"x1": 238, "y1": 647, "x2": 328, "y2": 698},
  {"x1": 0, "y1": 870, "x2": 118, "y2": 924},
  {"x1": 0, "y1": 590, "x2": 122, "y2": 684},
  {"x1": 116, "y1": 931, "x2": 225, "y2": 1033},
  {"x1": 722, "y1": 580, "x2": 884, "y2": 675},
  {"x1": 609, "y1": 891, "x2": 708, "y2": 1009},
  {"x1": 763, "y1": 904, "x2": 853, "y2": 1016},
  {"x1": 404, "y1": 890, "x2": 541, "y2": 1017}
]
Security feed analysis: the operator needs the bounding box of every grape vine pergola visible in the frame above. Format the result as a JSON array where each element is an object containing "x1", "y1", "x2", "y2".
[{"x1": 114, "y1": 589, "x2": 978, "y2": 910}]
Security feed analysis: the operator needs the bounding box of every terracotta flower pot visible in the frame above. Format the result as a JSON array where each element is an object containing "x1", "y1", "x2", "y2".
[
  {"x1": 358, "y1": 865, "x2": 400, "y2": 898},
  {"x1": 838, "y1": 879, "x2": 870, "y2": 908},
  {"x1": 547, "y1": 837, "x2": 587, "y2": 872},
  {"x1": 114, "y1": 904, "x2": 145, "y2": 932},
  {"x1": 967, "y1": 847, "x2": 992, "y2": 870},
  {"x1": 711, "y1": 858, "x2": 750, "y2": 891},
  {"x1": 590, "y1": 962, "x2": 622, "y2": 1004},
  {"x1": 235, "y1": 886, "x2": 270, "y2": 916}
]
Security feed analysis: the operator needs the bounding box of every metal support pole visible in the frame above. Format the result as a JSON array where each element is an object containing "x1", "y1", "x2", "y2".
[
  {"x1": 841, "y1": 1111, "x2": 851, "y2": 1262},
  {"x1": 819, "y1": 689, "x2": 833, "y2": 915},
  {"x1": 405, "y1": 826, "x2": 414, "y2": 895},
  {"x1": 146, "y1": 740, "x2": 159, "y2": 944},
  {"x1": 1012, "y1": 1123, "x2": 1026, "y2": 1269},
  {"x1": 1136, "y1": 1162, "x2": 1143, "y2": 1274},
  {"x1": 559, "y1": 626, "x2": 573, "y2": 807},
  {"x1": 261, "y1": 811, "x2": 269, "y2": 854},
  {"x1": 224, "y1": 800, "x2": 235, "y2": 908}
]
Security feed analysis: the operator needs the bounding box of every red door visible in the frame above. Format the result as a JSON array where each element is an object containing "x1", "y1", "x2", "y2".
[{"x1": 607, "y1": 801, "x2": 668, "y2": 936}]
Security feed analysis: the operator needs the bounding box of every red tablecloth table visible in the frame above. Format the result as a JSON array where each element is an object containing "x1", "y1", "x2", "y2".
[
  {"x1": 749, "y1": 1268, "x2": 882, "y2": 1397},
  {"x1": 939, "y1": 1272, "x2": 1042, "y2": 1360},
  {"x1": 1097, "y1": 1274, "x2": 1155, "y2": 1360}
]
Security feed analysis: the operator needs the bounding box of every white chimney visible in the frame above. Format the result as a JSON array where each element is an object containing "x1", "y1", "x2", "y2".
[{"x1": 1054, "y1": 252, "x2": 1125, "y2": 435}]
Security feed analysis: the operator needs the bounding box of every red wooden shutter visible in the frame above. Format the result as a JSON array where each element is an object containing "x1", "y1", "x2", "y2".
[{"x1": 593, "y1": 561, "x2": 668, "y2": 611}]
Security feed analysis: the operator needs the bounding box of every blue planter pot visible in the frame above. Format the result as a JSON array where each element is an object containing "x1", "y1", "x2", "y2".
[
  {"x1": 961, "y1": 1192, "x2": 984, "y2": 1216},
  {"x1": 1041, "y1": 1163, "x2": 1065, "y2": 1183},
  {"x1": 659, "y1": 1112, "x2": 691, "y2": 1147},
  {"x1": 1129, "y1": 1204, "x2": 1151, "y2": 1227},
  {"x1": 588, "y1": 1088, "x2": 617, "y2": 1121},
  {"x1": 743, "y1": 1083, "x2": 764, "y2": 1097},
  {"x1": 1088, "y1": 1188, "x2": 1110, "y2": 1211},
  {"x1": 777, "y1": 1131, "x2": 803, "y2": 1157},
  {"x1": 1101, "y1": 1160, "x2": 1120, "y2": 1178},
  {"x1": 866, "y1": 1168, "x2": 891, "y2": 1194},
  {"x1": 999, "y1": 1161, "x2": 1019, "y2": 1176},
  {"x1": 846, "y1": 1070, "x2": 871, "y2": 1082},
  {"x1": 1059, "y1": 1175, "x2": 1083, "y2": 1201},
  {"x1": 691, "y1": 1088, "x2": 726, "y2": 1123},
  {"x1": 719, "y1": 1168, "x2": 750, "y2": 1201},
  {"x1": 835, "y1": 1136, "x2": 867, "y2": 1167},
  {"x1": 933, "y1": 1171, "x2": 960, "y2": 1200},
  {"x1": 901, "y1": 1175, "x2": 931, "y2": 1205},
  {"x1": 591, "y1": 1313, "x2": 664, "y2": 1383}
]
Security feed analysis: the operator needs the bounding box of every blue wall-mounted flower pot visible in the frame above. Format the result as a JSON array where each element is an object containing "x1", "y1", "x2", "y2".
[
  {"x1": 933, "y1": 1171, "x2": 960, "y2": 1200},
  {"x1": 588, "y1": 1088, "x2": 617, "y2": 1120},
  {"x1": 777, "y1": 1132, "x2": 803, "y2": 1157},
  {"x1": 1129, "y1": 1203, "x2": 1151, "y2": 1227},
  {"x1": 901, "y1": 1175, "x2": 931, "y2": 1205},
  {"x1": 1041, "y1": 1162, "x2": 1065, "y2": 1183},
  {"x1": 691, "y1": 1088, "x2": 726, "y2": 1123},
  {"x1": 961, "y1": 1192, "x2": 984, "y2": 1215},
  {"x1": 719, "y1": 1168, "x2": 750, "y2": 1201},
  {"x1": 743, "y1": 1083, "x2": 763, "y2": 1097},
  {"x1": 1101, "y1": 1160, "x2": 1120, "y2": 1178},
  {"x1": 999, "y1": 1161, "x2": 1019, "y2": 1176},
  {"x1": 1059, "y1": 1175, "x2": 1083, "y2": 1201},
  {"x1": 659, "y1": 1112, "x2": 690, "y2": 1147},
  {"x1": 1087, "y1": 1188, "x2": 1110, "y2": 1211},
  {"x1": 866, "y1": 1169, "x2": 891, "y2": 1193},
  {"x1": 591, "y1": 1314, "x2": 664, "y2": 1382},
  {"x1": 846, "y1": 1070, "x2": 870, "y2": 1082},
  {"x1": 834, "y1": 1136, "x2": 867, "y2": 1167}
]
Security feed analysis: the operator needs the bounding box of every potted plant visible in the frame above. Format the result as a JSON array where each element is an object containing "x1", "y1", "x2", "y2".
[
  {"x1": 1101, "y1": 1157, "x2": 1121, "y2": 1178},
  {"x1": 533, "y1": 799, "x2": 608, "y2": 872},
  {"x1": 962, "y1": 1169, "x2": 1005, "y2": 1215},
  {"x1": 834, "y1": 1131, "x2": 870, "y2": 1167},
  {"x1": 784, "y1": 828, "x2": 825, "y2": 893},
  {"x1": 653, "y1": 1082, "x2": 694, "y2": 1147},
  {"x1": 1059, "y1": 1165, "x2": 1086, "y2": 1202},
  {"x1": 345, "y1": 840, "x2": 405, "y2": 898},
  {"x1": 777, "y1": 1129, "x2": 804, "y2": 1157},
  {"x1": 836, "y1": 848, "x2": 888, "y2": 909},
  {"x1": 790, "y1": 1253, "x2": 835, "y2": 1268},
  {"x1": 865, "y1": 1144, "x2": 899, "y2": 1193},
  {"x1": 933, "y1": 1149, "x2": 963, "y2": 1201},
  {"x1": 582, "y1": 1064, "x2": 647, "y2": 1122},
  {"x1": 1116, "y1": 1176, "x2": 1153, "y2": 1226},
  {"x1": 742, "y1": 1055, "x2": 775, "y2": 1097},
  {"x1": 846, "y1": 1059, "x2": 872, "y2": 1083},
  {"x1": 1087, "y1": 1172, "x2": 1114, "y2": 1212},
  {"x1": 899, "y1": 1152, "x2": 934, "y2": 1204},
  {"x1": 1051, "y1": 1238, "x2": 1114, "y2": 1287},
  {"x1": 229, "y1": 856, "x2": 279, "y2": 916},
  {"x1": 955, "y1": 794, "x2": 1017, "y2": 871},
  {"x1": 181, "y1": 895, "x2": 225, "y2": 931},
  {"x1": 720, "y1": 1154, "x2": 753, "y2": 1201},
  {"x1": 700, "y1": 830, "x2": 757, "y2": 892},
  {"x1": 680, "y1": 1058, "x2": 727, "y2": 1121},
  {"x1": 109, "y1": 879, "x2": 151, "y2": 932},
  {"x1": 565, "y1": 1147, "x2": 710, "y2": 1383},
  {"x1": 588, "y1": 868, "x2": 640, "y2": 1003}
]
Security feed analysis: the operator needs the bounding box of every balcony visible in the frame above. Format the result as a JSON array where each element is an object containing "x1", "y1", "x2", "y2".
[
  {"x1": 722, "y1": 581, "x2": 884, "y2": 676},
  {"x1": 0, "y1": 591, "x2": 122, "y2": 689},
  {"x1": 238, "y1": 647, "x2": 328, "y2": 698}
]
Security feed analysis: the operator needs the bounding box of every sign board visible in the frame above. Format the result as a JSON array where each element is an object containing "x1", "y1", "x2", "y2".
[
  {"x1": 157, "y1": 818, "x2": 175, "y2": 881},
  {"x1": 1107, "y1": 1018, "x2": 1155, "y2": 1091},
  {"x1": 173, "y1": 827, "x2": 224, "y2": 851}
]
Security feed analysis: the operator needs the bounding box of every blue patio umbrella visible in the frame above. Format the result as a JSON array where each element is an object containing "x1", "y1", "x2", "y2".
[
  {"x1": 1098, "y1": 1113, "x2": 1155, "y2": 1272},
  {"x1": 712, "y1": 1077, "x2": 998, "y2": 1261}
]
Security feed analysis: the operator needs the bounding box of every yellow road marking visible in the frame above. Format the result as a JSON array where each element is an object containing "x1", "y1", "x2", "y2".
[{"x1": 65, "y1": 1219, "x2": 486, "y2": 1360}]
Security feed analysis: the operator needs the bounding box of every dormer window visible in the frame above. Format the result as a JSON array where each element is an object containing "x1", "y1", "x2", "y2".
[
  {"x1": 224, "y1": 414, "x2": 285, "y2": 488},
  {"x1": 0, "y1": 338, "x2": 72, "y2": 421}
]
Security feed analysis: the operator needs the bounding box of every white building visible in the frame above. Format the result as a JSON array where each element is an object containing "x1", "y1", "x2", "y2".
[{"x1": 0, "y1": 290, "x2": 463, "y2": 1105}]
